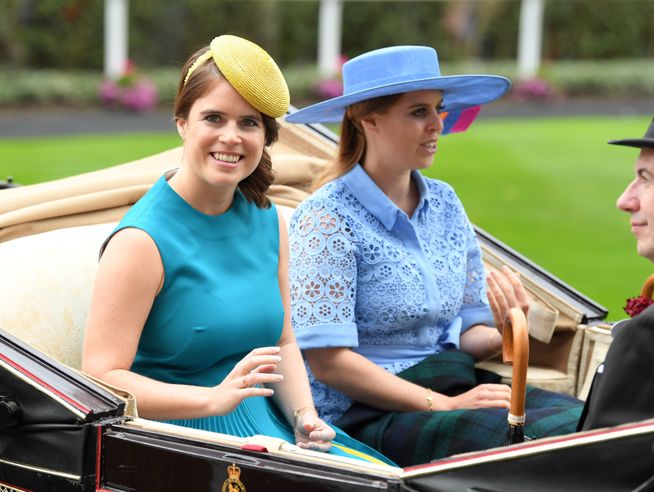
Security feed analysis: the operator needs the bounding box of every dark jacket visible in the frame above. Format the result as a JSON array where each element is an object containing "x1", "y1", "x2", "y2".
[{"x1": 579, "y1": 306, "x2": 654, "y2": 430}]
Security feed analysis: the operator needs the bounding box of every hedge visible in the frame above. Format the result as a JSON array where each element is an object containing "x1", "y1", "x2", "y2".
[
  {"x1": 0, "y1": 58, "x2": 652, "y2": 109},
  {"x1": 1, "y1": 0, "x2": 653, "y2": 70}
]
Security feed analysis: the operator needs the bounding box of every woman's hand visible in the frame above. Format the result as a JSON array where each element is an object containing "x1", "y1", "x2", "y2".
[
  {"x1": 206, "y1": 346, "x2": 284, "y2": 415},
  {"x1": 447, "y1": 383, "x2": 512, "y2": 410},
  {"x1": 293, "y1": 407, "x2": 335, "y2": 452},
  {"x1": 486, "y1": 265, "x2": 530, "y2": 335}
]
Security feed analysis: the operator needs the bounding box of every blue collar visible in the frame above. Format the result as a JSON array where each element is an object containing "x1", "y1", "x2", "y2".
[{"x1": 341, "y1": 164, "x2": 430, "y2": 231}]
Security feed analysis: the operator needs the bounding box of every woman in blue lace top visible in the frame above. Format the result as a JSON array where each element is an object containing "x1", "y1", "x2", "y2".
[{"x1": 286, "y1": 45, "x2": 583, "y2": 465}]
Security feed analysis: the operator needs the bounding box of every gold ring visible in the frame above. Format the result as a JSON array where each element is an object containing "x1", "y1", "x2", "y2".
[{"x1": 242, "y1": 375, "x2": 247, "y2": 388}]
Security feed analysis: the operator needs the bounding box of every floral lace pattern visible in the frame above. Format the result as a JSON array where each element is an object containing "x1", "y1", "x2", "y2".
[{"x1": 289, "y1": 166, "x2": 491, "y2": 423}]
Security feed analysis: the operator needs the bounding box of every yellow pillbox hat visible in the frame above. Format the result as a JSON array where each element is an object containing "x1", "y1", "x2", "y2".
[{"x1": 184, "y1": 35, "x2": 289, "y2": 118}]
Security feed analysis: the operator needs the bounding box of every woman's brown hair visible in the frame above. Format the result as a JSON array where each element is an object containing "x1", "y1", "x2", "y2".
[
  {"x1": 311, "y1": 93, "x2": 402, "y2": 191},
  {"x1": 174, "y1": 46, "x2": 279, "y2": 208}
]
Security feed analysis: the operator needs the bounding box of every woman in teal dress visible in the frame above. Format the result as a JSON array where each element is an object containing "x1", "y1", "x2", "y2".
[{"x1": 81, "y1": 35, "x2": 392, "y2": 465}]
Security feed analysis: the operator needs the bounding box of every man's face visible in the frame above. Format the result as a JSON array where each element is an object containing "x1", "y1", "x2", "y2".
[{"x1": 617, "y1": 148, "x2": 654, "y2": 261}]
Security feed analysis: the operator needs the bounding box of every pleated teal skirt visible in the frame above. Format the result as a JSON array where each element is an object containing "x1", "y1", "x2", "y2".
[{"x1": 163, "y1": 395, "x2": 396, "y2": 466}]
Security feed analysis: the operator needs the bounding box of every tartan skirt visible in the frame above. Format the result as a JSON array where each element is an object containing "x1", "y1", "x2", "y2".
[{"x1": 335, "y1": 350, "x2": 583, "y2": 467}]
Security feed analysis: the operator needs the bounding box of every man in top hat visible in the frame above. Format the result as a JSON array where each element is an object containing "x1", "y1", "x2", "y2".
[{"x1": 579, "y1": 116, "x2": 654, "y2": 430}]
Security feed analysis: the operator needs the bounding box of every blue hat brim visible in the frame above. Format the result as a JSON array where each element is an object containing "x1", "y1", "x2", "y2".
[{"x1": 286, "y1": 74, "x2": 510, "y2": 124}]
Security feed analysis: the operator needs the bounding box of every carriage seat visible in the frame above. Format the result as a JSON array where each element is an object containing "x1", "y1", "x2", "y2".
[
  {"x1": 0, "y1": 222, "x2": 115, "y2": 369},
  {"x1": 0, "y1": 203, "x2": 607, "y2": 400},
  {"x1": 0, "y1": 206, "x2": 298, "y2": 371}
]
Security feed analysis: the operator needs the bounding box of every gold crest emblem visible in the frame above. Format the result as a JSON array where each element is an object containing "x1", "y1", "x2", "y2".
[{"x1": 221, "y1": 463, "x2": 246, "y2": 492}]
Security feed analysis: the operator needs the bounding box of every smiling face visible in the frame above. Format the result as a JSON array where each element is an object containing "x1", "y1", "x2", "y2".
[
  {"x1": 175, "y1": 76, "x2": 266, "y2": 198},
  {"x1": 617, "y1": 148, "x2": 654, "y2": 261},
  {"x1": 361, "y1": 90, "x2": 444, "y2": 173}
]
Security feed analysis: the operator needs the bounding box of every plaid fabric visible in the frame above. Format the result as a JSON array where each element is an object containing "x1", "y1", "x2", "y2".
[{"x1": 336, "y1": 351, "x2": 583, "y2": 467}]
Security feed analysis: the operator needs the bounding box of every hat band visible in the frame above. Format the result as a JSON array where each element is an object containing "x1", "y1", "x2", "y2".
[
  {"x1": 345, "y1": 71, "x2": 441, "y2": 95},
  {"x1": 183, "y1": 50, "x2": 213, "y2": 86}
]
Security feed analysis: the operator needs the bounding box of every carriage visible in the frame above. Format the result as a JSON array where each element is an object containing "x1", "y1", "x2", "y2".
[{"x1": 0, "y1": 117, "x2": 652, "y2": 491}]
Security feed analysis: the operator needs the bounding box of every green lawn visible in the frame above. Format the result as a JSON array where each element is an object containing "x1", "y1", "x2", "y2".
[
  {"x1": 1, "y1": 116, "x2": 651, "y2": 320},
  {"x1": 428, "y1": 115, "x2": 651, "y2": 321},
  {"x1": 0, "y1": 132, "x2": 180, "y2": 185}
]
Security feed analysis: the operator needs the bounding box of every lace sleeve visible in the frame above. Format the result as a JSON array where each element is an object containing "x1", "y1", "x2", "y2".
[
  {"x1": 288, "y1": 203, "x2": 359, "y2": 349},
  {"x1": 460, "y1": 218, "x2": 494, "y2": 330}
]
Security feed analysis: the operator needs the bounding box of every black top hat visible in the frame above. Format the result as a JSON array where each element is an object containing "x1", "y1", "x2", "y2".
[{"x1": 608, "y1": 116, "x2": 654, "y2": 149}]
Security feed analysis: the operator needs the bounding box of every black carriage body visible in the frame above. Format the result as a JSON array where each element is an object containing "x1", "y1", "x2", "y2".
[
  {"x1": 99, "y1": 422, "x2": 654, "y2": 492},
  {"x1": 2, "y1": 329, "x2": 654, "y2": 492},
  {"x1": 402, "y1": 423, "x2": 654, "y2": 492},
  {"x1": 100, "y1": 425, "x2": 402, "y2": 491},
  {"x1": 0, "y1": 331, "x2": 404, "y2": 492},
  {"x1": 0, "y1": 331, "x2": 122, "y2": 491}
]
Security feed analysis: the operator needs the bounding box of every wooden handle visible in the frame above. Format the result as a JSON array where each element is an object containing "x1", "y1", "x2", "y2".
[
  {"x1": 640, "y1": 274, "x2": 654, "y2": 299},
  {"x1": 502, "y1": 308, "x2": 529, "y2": 419}
]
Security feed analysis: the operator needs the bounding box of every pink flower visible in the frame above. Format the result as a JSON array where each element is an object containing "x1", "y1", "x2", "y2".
[
  {"x1": 512, "y1": 78, "x2": 555, "y2": 101},
  {"x1": 98, "y1": 62, "x2": 158, "y2": 112},
  {"x1": 314, "y1": 79, "x2": 343, "y2": 100},
  {"x1": 623, "y1": 295, "x2": 654, "y2": 317},
  {"x1": 120, "y1": 80, "x2": 158, "y2": 112},
  {"x1": 99, "y1": 80, "x2": 120, "y2": 105},
  {"x1": 123, "y1": 59, "x2": 135, "y2": 76}
]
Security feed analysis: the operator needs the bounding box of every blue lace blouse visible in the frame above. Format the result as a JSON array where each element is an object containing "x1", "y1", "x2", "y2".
[{"x1": 289, "y1": 164, "x2": 493, "y2": 423}]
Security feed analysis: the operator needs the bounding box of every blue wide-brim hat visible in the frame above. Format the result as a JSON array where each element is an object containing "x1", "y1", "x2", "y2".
[{"x1": 286, "y1": 45, "x2": 511, "y2": 124}]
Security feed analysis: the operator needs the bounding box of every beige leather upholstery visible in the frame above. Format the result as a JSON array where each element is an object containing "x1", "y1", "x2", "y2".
[
  {"x1": 477, "y1": 327, "x2": 585, "y2": 395},
  {"x1": 0, "y1": 222, "x2": 115, "y2": 369},
  {"x1": 0, "y1": 120, "x2": 610, "y2": 398},
  {"x1": 0, "y1": 119, "x2": 331, "y2": 371},
  {"x1": 576, "y1": 324, "x2": 613, "y2": 400},
  {"x1": 0, "y1": 207, "x2": 299, "y2": 371},
  {"x1": 0, "y1": 120, "x2": 330, "y2": 242},
  {"x1": 0, "y1": 205, "x2": 600, "y2": 398}
]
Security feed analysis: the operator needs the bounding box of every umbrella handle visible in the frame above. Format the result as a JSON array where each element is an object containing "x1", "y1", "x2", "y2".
[
  {"x1": 640, "y1": 274, "x2": 654, "y2": 299},
  {"x1": 502, "y1": 307, "x2": 529, "y2": 420}
]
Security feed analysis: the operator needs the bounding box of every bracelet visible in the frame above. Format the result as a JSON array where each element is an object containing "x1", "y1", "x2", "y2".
[
  {"x1": 426, "y1": 388, "x2": 434, "y2": 412},
  {"x1": 293, "y1": 406, "x2": 317, "y2": 423},
  {"x1": 489, "y1": 329, "x2": 502, "y2": 353}
]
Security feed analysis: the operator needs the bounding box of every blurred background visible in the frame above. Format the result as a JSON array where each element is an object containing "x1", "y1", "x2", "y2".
[
  {"x1": 1, "y1": 0, "x2": 653, "y2": 108},
  {"x1": 1, "y1": 0, "x2": 654, "y2": 319}
]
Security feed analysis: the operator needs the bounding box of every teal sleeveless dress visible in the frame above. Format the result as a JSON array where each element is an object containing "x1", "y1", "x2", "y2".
[{"x1": 108, "y1": 175, "x2": 394, "y2": 465}]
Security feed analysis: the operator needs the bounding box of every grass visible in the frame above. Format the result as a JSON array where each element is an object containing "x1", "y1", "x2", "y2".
[
  {"x1": 0, "y1": 116, "x2": 651, "y2": 320},
  {"x1": 0, "y1": 133, "x2": 180, "y2": 185},
  {"x1": 427, "y1": 115, "x2": 652, "y2": 321}
]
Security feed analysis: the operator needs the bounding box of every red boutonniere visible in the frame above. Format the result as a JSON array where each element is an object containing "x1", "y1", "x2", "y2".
[{"x1": 624, "y1": 296, "x2": 654, "y2": 317}]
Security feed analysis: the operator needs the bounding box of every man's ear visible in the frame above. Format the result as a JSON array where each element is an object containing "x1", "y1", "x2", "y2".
[{"x1": 175, "y1": 117, "x2": 187, "y2": 140}]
